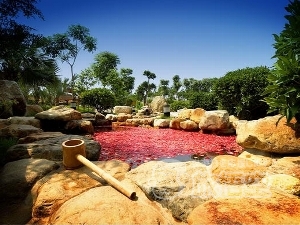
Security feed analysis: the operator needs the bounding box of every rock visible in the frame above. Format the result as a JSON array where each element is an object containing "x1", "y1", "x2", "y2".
[
  {"x1": 187, "y1": 193, "x2": 300, "y2": 225},
  {"x1": 30, "y1": 160, "x2": 131, "y2": 224},
  {"x1": 64, "y1": 120, "x2": 94, "y2": 134},
  {"x1": 177, "y1": 109, "x2": 192, "y2": 120},
  {"x1": 236, "y1": 115, "x2": 300, "y2": 154},
  {"x1": 229, "y1": 115, "x2": 239, "y2": 129},
  {"x1": 149, "y1": 96, "x2": 167, "y2": 113},
  {"x1": 0, "y1": 118, "x2": 9, "y2": 129},
  {"x1": 0, "y1": 159, "x2": 60, "y2": 225},
  {"x1": 0, "y1": 124, "x2": 43, "y2": 138},
  {"x1": 198, "y1": 110, "x2": 229, "y2": 132},
  {"x1": 7, "y1": 116, "x2": 41, "y2": 128},
  {"x1": 105, "y1": 113, "x2": 117, "y2": 121},
  {"x1": 169, "y1": 118, "x2": 185, "y2": 130},
  {"x1": 35, "y1": 105, "x2": 82, "y2": 121},
  {"x1": 18, "y1": 132, "x2": 64, "y2": 144},
  {"x1": 5, "y1": 134, "x2": 100, "y2": 162},
  {"x1": 0, "y1": 80, "x2": 27, "y2": 119},
  {"x1": 262, "y1": 174, "x2": 300, "y2": 196},
  {"x1": 113, "y1": 106, "x2": 132, "y2": 114},
  {"x1": 25, "y1": 104, "x2": 44, "y2": 117},
  {"x1": 0, "y1": 159, "x2": 59, "y2": 200},
  {"x1": 48, "y1": 180, "x2": 180, "y2": 225},
  {"x1": 180, "y1": 120, "x2": 199, "y2": 131},
  {"x1": 126, "y1": 161, "x2": 213, "y2": 221},
  {"x1": 267, "y1": 156, "x2": 300, "y2": 179},
  {"x1": 238, "y1": 149, "x2": 273, "y2": 167},
  {"x1": 116, "y1": 113, "x2": 132, "y2": 122},
  {"x1": 153, "y1": 118, "x2": 170, "y2": 128},
  {"x1": 210, "y1": 155, "x2": 266, "y2": 184},
  {"x1": 190, "y1": 108, "x2": 205, "y2": 123},
  {"x1": 126, "y1": 118, "x2": 154, "y2": 127}
]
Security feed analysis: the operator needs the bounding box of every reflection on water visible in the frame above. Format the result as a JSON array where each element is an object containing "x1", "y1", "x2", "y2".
[{"x1": 156, "y1": 151, "x2": 238, "y2": 166}]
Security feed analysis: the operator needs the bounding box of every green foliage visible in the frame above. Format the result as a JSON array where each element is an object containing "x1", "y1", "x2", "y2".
[
  {"x1": 170, "y1": 100, "x2": 190, "y2": 111},
  {"x1": 264, "y1": 52, "x2": 300, "y2": 123},
  {"x1": 45, "y1": 24, "x2": 97, "y2": 97},
  {"x1": 0, "y1": 137, "x2": 18, "y2": 166},
  {"x1": 188, "y1": 91, "x2": 218, "y2": 110},
  {"x1": 92, "y1": 51, "x2": 120, "y2": 87},
  {"x1": 214, "y1": 66, "x2": 270, "y2": 120},
  {"x1": 264, "y1": 0, "x2": 300, "y2": 123},
  {"x1": 81, "y1": 88, "x2": 116, "y2": 113}
]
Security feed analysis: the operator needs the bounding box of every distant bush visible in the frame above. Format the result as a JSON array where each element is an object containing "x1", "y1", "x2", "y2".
[
  {"x1": 81, "y1": 88, "x2": 116, "y2": 113},
  {"x1": 188, "y1": 91, "x2": 218, "y2": 110},
  {"x1": 214, "y1": 66, "x2": 270, "y2": 120},
  {"x1": 170, "y1": 100, "x2": 190, "y2": 111}
]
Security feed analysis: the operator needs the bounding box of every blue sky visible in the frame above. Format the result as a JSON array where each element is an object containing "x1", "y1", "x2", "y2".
[{"x1": 19, "y1": 0, "x2": 288, "y2": 88}]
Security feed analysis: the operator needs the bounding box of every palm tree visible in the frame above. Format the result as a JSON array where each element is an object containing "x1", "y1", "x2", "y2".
[{"x1": 143, "y1": 70, "x2": 156, "y2": 105}]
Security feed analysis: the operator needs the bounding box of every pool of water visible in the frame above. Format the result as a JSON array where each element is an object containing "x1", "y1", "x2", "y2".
[{"x1": 156, "y1": 152, "x2": 221, "y2": 166}]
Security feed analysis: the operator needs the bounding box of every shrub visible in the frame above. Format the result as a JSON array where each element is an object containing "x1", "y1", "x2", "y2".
[
  {"x1": 214, "y1": 66, "x2": 270, "y2": 120},
  {"x1": 81, "y1": 88, "x2": 116, "y2": 113},
  {"x1": 264, "y1": 0, "x2": 300, "y2": 123},
  {"x1": 188, "y1": 91, "x2": 218, "y2": 110},
  {"x1": 170, "y1": 100, "x2": 190, "y2": 111}
]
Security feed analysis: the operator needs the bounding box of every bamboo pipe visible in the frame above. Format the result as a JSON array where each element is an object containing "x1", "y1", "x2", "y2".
[
  {"x1": 62, "y1": 139, "x2": 136, "y2": 200},
  {"x1": 75, "y1": 154, "x2": 136, "y2": 200}
]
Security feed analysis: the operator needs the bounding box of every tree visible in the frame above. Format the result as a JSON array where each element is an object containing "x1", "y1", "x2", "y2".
[
  {"x1": 142, "y1": 70, "x2": 156, "y2": 105},
  {"x1": 157, "y1": 79, "x2": 170, "y2": 98},
  {"x1": 264, "y1": 0, "x2": 300, "y2": 123},
  {"x1": 170, "y1": 75, "x2": 182, "y2": 100},
  {"x1": 45, "y1": 24, "x2": 97, "y2": 97},
  {"x1": 136, "y1": 81, "x2": 156, "y2": 105},
  {"x1": 81, "y1": 88, "x2": 116, "y2": 113},
  {"x1": 0, "y1": 0, "x2": 59, "y2": 85},
  {"x1": 92, "y1": 51, "x2": 120, "y2": 87},
  {"x1": 74, "y1": 68, "x2": 97, "y2": 95}
]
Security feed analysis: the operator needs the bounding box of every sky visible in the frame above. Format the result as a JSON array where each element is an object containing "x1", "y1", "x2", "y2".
[{"x1": 18, "y1": 0, "x2": 289, "y2": 89}]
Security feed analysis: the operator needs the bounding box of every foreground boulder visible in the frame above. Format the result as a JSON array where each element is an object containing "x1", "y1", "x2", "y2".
[
  {"x1": 236, "y1": 115, "x2": 300, "y2": 154},
  {"x1": 127, "y1": 161, "x2": 214, "y2": 221},
  {"x1": 0, "y1": 80, "x2": 27, "y2": 119},
  {"x1": 187, "y1": 193, "x2": 300, "y2": 225}
]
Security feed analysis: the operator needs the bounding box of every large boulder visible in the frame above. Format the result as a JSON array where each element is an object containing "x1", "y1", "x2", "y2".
[
  {"x1": 25, "y1": 104, "x2": 43, "y2": 117},
  {"x1": 35, "y1": 105, "x2": 82, "y2": 121},
  {"x1": 198, "y1": 110, "x2": 230, "y2": 132},
  {"x1": 35, "y1": 106, "x2": 82, "y2": 132},
  {"x1": 7, "y1": 116, "x2": 41, "y2": 128},
  {"x1": 190, "y1": 108, "x2": 206, "y2": 123},
  {"x1": 0, "y1": 80, "x2": 27, "y2": 119},
  {"x1": 5, "y1": 134, "x2": 100, "y2": 162},
  {"x1": 30, "y1": 160, "x2": 131, "y2": 224},
  {"x1": 0, "y1": 124, "x2": 43, "y2": 138},
  {"x1": 0, "y1": 159, "x2": 60, "y2": 225},
  {"x1": 153, "y1": 118, "x2": 170, "y2": 128},
  {"x1": 64, "y1": 120, "x2": 94, "y2": 134},
  {"x1": 210, "y1": 155, "x2": 266, "y2": 184},
  {"x1": 236, "y1": 115, "x2": 300, "y2": 154},
  {"x1": 149, "y1": 96, "x2": 167, "y2": 113},
  {"x1": 187, "y1": 193, "x2": 300, "y2": 225},
  {"x1": 169, "y1": 118, "x2": 185, "y2": 130},
  {"x1": 180, "y1": 120, "x2": 199, "y2": 131},
  {"x1": 126, "y1": 161, "x2": 213, "y2": 221},
  {"x1": 113, "y1": 106, "x2": 132, "y2": 114}
]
